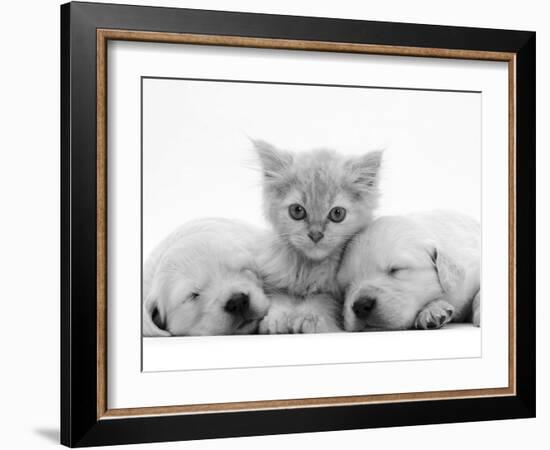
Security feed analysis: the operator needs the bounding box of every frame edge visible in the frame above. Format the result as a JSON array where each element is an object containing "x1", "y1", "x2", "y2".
[{"x1": 60, "y1": 2, "x2": 72, "y2": 446}]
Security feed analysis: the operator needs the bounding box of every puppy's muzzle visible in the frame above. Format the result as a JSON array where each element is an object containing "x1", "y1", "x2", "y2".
[
  {"x1": 352, "y1": 296, "x2": 376, "y2": 319},
  {"x1": 224, "y1": 293, "x2": 250, "y2": 315}
]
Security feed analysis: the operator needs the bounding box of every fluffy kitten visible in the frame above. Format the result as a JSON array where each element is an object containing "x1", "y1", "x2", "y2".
[{"x1": 253, "y1": 140, "x2": 382, "y2": 333}]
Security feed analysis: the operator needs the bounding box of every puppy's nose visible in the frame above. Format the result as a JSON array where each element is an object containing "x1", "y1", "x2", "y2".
[
  {"x1": 224, "y1": 293, "x2": 249, "y2": 315},
  {"x1": 308, "y1": 230, "x2": 324, "y2": 243},
  {"x1": 352, "y1": 296, "x2": 376, "y2": 319}
]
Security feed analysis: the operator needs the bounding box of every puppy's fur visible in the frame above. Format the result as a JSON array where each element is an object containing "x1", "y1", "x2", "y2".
[
  {"x1": 143, "y1": 218, "x2": 270, "y2": 336},
  {"x1": 338, "y1": 211, "x2": 480, "y2": 331}
]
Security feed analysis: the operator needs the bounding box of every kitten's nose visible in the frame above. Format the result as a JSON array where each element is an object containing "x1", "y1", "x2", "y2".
[
  {"x1": 308, "y1": 230, "x2": 324, "y2": 243},
  {"x1": 352, "y1": 296, "x2": 376, "y2": 319},
  {"x1": 225, "y1": 293, "x2": 249, "y2": 315}
]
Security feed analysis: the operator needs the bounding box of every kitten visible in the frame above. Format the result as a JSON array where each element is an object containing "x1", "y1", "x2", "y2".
[{"x1": 253, "y1": 140, "x2": 382, "y2": 333}]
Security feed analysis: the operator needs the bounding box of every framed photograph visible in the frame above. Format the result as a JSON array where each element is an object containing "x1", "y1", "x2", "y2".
[{"x1": 61, "y1": 2, "x2": 536, "y2": 447}]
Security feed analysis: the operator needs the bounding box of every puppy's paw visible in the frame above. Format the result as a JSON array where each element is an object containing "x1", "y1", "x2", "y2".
[{"x1": 414, "y1": 300, "x2": 454, "y2": 330}]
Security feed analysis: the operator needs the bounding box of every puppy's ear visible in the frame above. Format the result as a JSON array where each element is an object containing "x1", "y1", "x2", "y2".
[
  {"x1": 252, "y1": 139, "x2": 293, "y2": 181},
  {"x1": 345, "y1": 150, "x2": 383, "y2": 193},
  {"x1": 432, "y1": 247, "x2": 465, "y2": 294},
  {"x1": 143, "y1": 294, "x2": 171, "y2": 337}
]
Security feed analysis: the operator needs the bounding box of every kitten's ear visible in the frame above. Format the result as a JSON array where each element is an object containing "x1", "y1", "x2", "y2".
[
  {"x1": 346, "y1": 150, "x2": 383, "y2": 192},
  {"x1": 252, "y1": 140, "x2": 293, "y2": 180}
]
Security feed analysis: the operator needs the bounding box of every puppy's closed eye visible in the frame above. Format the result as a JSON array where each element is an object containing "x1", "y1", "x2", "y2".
[
  {"x1": 179, "y1": 292, "x2": 200, "y2": 303},
  {"x1": 242, "y1": 267, "x2": 262, "y2": 283},
  {"x1": 388, "y1": 267, "x2": 406, "y2": 276}
]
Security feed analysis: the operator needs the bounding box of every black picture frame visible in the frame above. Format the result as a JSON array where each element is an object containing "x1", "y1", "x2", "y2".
[{"x1": 61, "y1": 1, "x2": 535, "y2": 447}]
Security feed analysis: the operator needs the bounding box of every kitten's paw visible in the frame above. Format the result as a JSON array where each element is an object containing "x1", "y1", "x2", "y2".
[
  {"x1": 414, "y1": 301, "x2": 454, "y2": 330},
  {"x1": 258, "y1": 297, "x2": 341, "y2": 334},
  {"x1": 289, "y1": 314, "x2": 317, "y2": 334},
  {"x1": 259, "y1": 310, "x2": 291, "y2": 334},
  {"x1": 289, "y1": 313, "x2": 340, "y2": 333}
]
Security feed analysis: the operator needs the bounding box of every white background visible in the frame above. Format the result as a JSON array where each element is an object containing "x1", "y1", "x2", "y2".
[
  {"x1": 143, "y1": 77, "x2": 481, "y2": 256},
  {"x1": 0, "y1": 0, "x2": 546, "y2": 449}
]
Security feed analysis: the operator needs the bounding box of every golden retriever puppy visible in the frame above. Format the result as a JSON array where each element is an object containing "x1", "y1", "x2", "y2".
[
  {"x1": 143, "y1": 218, "x2": 270, "y2": 336},
  {"x1": 338, "y1": 211, "x2": 480, "y2": 331}
]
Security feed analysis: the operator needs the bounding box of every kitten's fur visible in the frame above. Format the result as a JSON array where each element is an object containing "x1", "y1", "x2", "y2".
[{"x1": 254, "y1": 140, "x2": 382, "y2": 333}]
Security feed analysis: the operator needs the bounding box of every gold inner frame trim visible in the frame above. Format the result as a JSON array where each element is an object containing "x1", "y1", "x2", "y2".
[{"x1": 96, "y1": 28, "x2": 517, "y2": 420}]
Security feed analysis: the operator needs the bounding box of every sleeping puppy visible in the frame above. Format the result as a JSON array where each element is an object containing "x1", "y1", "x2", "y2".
[
  {"x1": 338, "y1": 211, "x2": 480, "y2": 331},
  {"x1": 143, "y1": 218, "x2": 270, "y2": 336}
]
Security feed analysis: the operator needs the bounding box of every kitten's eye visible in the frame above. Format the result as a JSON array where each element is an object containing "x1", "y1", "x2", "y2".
[
  {"x1": 189, "y1": 292, "x2": 200, "y2": 301},
  {"x1": 328, "y1": 206, "x2": 347, "y2": 223},
  {"x1": 288, "y1": 203, "x2": 307, "y2": 220},
  {"x1": 388, "y1": 268, "x2": 404, "y2": 276}
]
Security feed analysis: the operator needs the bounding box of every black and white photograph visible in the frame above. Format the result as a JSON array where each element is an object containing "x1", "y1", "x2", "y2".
[{"x1": 142, "y1": 77, "x2": 481, "y2": 338}]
